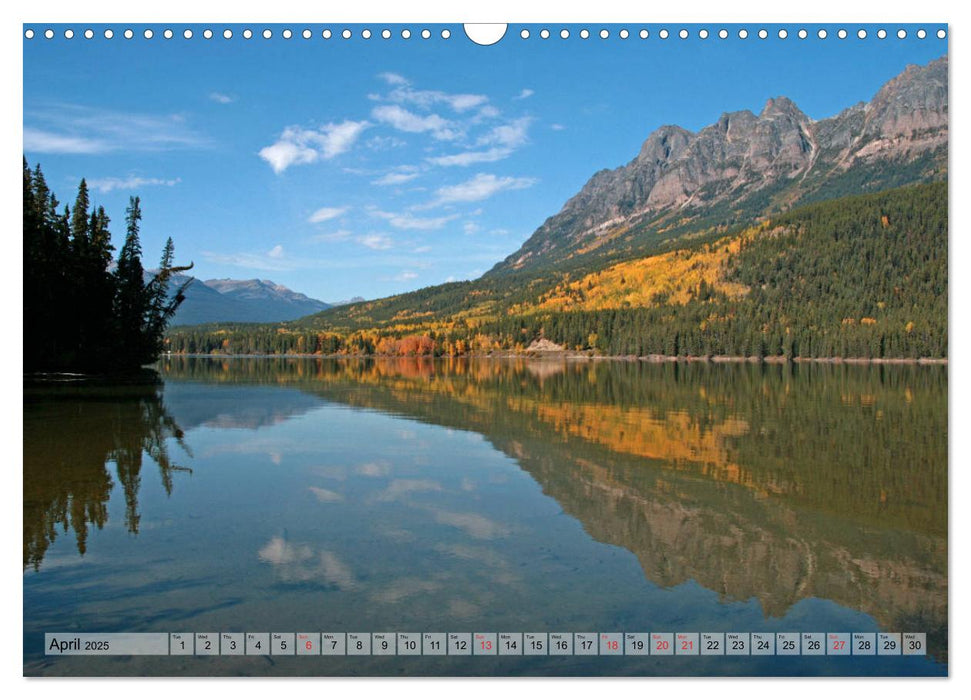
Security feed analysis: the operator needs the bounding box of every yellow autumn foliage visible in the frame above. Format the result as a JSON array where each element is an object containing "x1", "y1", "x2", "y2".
[{"x1": 511, "y1": 229, "x2": 757, "y2": 315}]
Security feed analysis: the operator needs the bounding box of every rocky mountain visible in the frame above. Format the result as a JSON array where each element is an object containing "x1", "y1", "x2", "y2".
[
  {"x1": 490, "y1": 56, "x2": 947, "y2": 276},
  {"x1": 167, "y1": 276, "x2": 331, "y2": 326}
]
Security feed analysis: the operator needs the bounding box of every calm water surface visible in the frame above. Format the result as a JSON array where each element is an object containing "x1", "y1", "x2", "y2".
[{"x1": 23, "y1": 357, "x2": 947, "y2": 676}]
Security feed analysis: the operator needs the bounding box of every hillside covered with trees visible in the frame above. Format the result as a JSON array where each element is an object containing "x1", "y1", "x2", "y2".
[{"x1": 165, "y1": 182, "x2": 946, "y2": 360}]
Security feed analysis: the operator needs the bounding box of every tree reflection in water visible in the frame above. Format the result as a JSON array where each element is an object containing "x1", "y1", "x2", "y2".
[{"x1": 23, "y1": 372, "x2": 191, "y2": 571}]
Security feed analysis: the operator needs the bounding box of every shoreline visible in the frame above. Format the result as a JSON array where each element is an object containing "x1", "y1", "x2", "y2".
[{"x1": 159, "y1": 352, "x2": 948, "y2": 365}]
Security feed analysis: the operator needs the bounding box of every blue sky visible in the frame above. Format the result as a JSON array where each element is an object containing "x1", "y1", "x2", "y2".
[{"x1": 23, "y1": 23, "x2": 947, "y2": 303}]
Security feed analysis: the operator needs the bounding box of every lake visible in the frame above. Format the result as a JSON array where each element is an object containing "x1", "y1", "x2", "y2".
[{"x1": 23, "y1": 357, "x2": 947, "y2": 676}]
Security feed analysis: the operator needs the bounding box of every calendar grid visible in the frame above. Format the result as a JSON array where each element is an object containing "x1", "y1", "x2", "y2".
[{"x1": 44, "y1": 632, "x2": 927, "y2": 657}]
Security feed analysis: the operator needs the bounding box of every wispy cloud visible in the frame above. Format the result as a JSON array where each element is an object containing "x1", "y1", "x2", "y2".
[
  {"x1": 371, "y1": 105, "x2": 460, "y2": 141},
  {"x1": 372, "y1": 170, "x2": 420, "y2": 186},
  {"x1": 365, "y1": 134, "x2": 407, "y2": 151},
  {"x1": 371, "y1": 210, "x2": 458, "y2": 230},
  {"x1": 478, "y1": 117, "x2": 531, "y2": 149},
  {"x1": 311, "y1": 229, "x2": 353, "y2": 243},
  {"x1": 23, "y1": 129, "x2": 107, "y2": 155},
  {"x1": 209, "y1": 92, "x2": 235, "y2": 104},
  {"x1": 476, "y1": 105, "x2": 501, "y2": 120},
  {"x1": 308, "y1": 206, "x2": 349, "y2": 224},
  {"x1": 24, "y1": 104, "x2": 209, "y2": 155},
  {"x1": 372, "y1": 77, "x2": 489, "y2": 113},
  {"x1": 378, "y1": 72, "x2": 409, "y2": 86},
  {"x1": 551, "y1": 123, "x2": 566, "y2": 131},
  {"x1": 427, "y1": 148, "x2": 510, "y2": 167},
  {"x1": 358, "y1": 234, "x2": 394, "y2": 250},
  {"x1": 86, "y1": 175, "x2": 181, "y2": 193},
  {"x1": 202, "y1": 245, "x2": 297, "y2": 272},
  {"x1": 428, "y1": 173, "x2": 537, "y2": 207},
  {"x1": 427, "y1": 117, "x2": 532, "y2": 167},
  {"x1": 259, "y1": 121, "x2": 369, "y2": 173},
  {"x1": 514, "y1": 88, "x2": 534, "y2": 100}
]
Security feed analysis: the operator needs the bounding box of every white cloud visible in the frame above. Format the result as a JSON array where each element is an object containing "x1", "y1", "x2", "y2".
[
  {"x1": 428, "y1": 117, "x2": 532, "y2": 167},
  {"x1": 209, "y1": 92, "x2": 235, "y2": 104},
  {"x1": 259, "y1": 120, "x2": 369, "y2": 173},
  {"x1": 381, "y1": 84, "x2": 489, "y2": 113},
  {"x1": 202, "y1": 246, "x2": 298, "y2": 272},
  {"x1": 358, "y1": 234, "x2": 394, "y2": 250},
  {"x1": 551, "y1": 123, "x2": 566, "y2": 131},
  {"x1": 372, "y1": 171, "x2": 420, "y2": 186},
  {"x1": 24, "y1": 104, "x2": 208, "y2": 155},
  {"x1": 515, "y1": 89, "x2": 534, "y2": 100},
  {"x1": 258, "y1": 136, "x2": 317, "y2": 174},
  {"x1": 429, "y1": 173, "x2": 537, "y2": 206},
  {"x1": 371, "y1": 105, "x2": 460, "y2": 141},
  {"x1": 479, "y1": 117, "x2": 531, "y2": 149},
  {"x1": 365, "y1": 134, "x2": 407, "y2": 150},
  {"x1": 308, "y1": 206, "x2": 349, "y2": 223},
  {"x1": 23, "y1": 129, "x2": 108, "y2": 155},
  {"x1": 87, "y1": 175, "x2": 181, "y2": 193},
  {"x1": 371, "y1": 210, "x2": 458, "y2": 230},
  {"x1": 446, "y1": 94, "x2": 490, "y2": 112},
  {"x1": 463, "y1": 221, "x2": 481, "y2": 235},
  {"x1": 427, "y1": 148, "x2": 511, "y2": 167},
  {"x1": 378, "y1": 72, "x2": 409, "y2": 86},
  {"x1": 311, "y1": 229, "x2": 354, "y2": 243}
]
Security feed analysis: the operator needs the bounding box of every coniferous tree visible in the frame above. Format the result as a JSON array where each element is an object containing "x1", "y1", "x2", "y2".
[{"x1": 114, "y1": 196, "x2": 149, "y2": 366}]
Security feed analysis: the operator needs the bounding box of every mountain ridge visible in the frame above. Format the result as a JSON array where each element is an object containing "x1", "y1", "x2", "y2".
[
  {"x1": 488, "y1": 56, "x2": 947, "y2": 277},
  {"x1": 166, "y1": 275, "x2": 331, "y2": 326}
]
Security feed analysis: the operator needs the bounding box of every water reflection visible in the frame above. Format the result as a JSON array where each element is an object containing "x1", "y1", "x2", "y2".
[
  {"x1": 24, "y1": 357, "x2": 947, "y2": 668},
  {"x1": 23, "y1": 374, "x2": 191, "y2": 570},
  {"x1": 157, "y1": 356, "x2": 948, "y2": 659}
]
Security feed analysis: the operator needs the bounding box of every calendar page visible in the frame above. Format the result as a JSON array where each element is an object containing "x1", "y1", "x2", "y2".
[{"x1": 22, "y1": 17, "x2": 948, "y2": 679}]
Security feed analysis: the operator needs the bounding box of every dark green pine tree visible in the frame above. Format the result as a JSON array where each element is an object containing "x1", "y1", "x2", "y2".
[
  {"x1": 68, "y1": 179, "x2": 92, "y2": 360},
  {"x1": 114, "y1": 196, "x2": 150, "y2": 366}
]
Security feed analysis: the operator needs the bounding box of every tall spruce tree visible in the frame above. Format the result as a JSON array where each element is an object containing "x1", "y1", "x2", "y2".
[{"x1": 114, "y1": 196, "x2": 149, "y2": 366}]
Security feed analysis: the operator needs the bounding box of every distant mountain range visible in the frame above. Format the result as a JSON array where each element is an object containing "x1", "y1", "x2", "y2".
[
  {"x1": 166, "y1": 276, "x2": 332, "y2": 326},
  {"x1": 489, "y1": 57, "x2": 947, "y2": 276}
]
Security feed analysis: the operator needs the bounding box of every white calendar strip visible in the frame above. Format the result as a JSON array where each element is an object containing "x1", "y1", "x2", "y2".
[{"x1": 45, "y1": 632, "x2": 927, "y2": 657}]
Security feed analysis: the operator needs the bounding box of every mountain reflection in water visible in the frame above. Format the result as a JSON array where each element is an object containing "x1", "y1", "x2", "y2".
[{"x1": 24, "y1": 357, "x2": 947, "y2": 666}]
